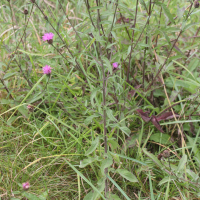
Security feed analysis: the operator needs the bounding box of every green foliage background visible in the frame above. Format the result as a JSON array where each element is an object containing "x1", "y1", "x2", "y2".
[{"x1": 1, "y1": 0, "x2": 200, "y2": 199}]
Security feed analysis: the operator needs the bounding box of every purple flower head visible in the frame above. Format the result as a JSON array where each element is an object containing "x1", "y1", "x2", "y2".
[
  {"x1": 42, "y1": 32, "x2": 54, "y2": 44},
  {"x1": 43, "y1": 65, "x2": 52, "y2": 75},
  {"x1": 22, "y1": 182, "x2": 30, "y2": 190},
  {"x1": 112, "y1": 62, "x2": 118, "y2": 69}
]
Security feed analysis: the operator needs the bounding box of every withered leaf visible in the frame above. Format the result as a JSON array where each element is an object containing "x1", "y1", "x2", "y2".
[
  {"x1": 157, "y1": 111, "x2": 179, "y2": 122},
  {"x1": 151, "y1": 115, "x2": 164, "y2": 133},
  {"x1": 136, "y1": 109, "x2": 151, "y2": 122}
]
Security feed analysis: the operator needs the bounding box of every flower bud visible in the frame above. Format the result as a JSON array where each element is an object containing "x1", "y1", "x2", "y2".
[
  {"x1": 112, "y1": 62, "x2": 118, "y2": 69},
  {"x1": 162, "y1": 150, "x2": 170, "y2": 158},
  {"x1": 22, "y1": 182, "x2": 30, "y2": 190},
  {"x1": 24, "y1": 9, "x2": 28, "y2": 15},
  {"x1": 47, "y1": 39, "x2": 53, "y2": 44},
  {"x1": 194, "y1": 0, "x2": 199, "y2": 8}
]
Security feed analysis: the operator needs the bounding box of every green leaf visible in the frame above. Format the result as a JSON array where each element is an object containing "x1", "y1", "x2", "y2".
[
  {"x1": 100, "y1": 153, "x2": 113, "y2": 175},
  {"x1": 39, "y1": 191, "x2": 48, "y2": 200},
  {"x1": 102, "y1": 57, "x2": 113, "y2": 73},
  {"x1": 119, "y1": 126, "x2": 131, "y2": 136},
  {"x1": 158, "y1": 3, "x2": 175, "y2": 24},
  {"x1": 150, "y1": 133, "x2": 170, "y2": 145},
  {"x1": 106, "y1": 108, "x2": 117, "y2": 122},
  {"x1": 159, "y1": 176, "x2": 173, "y2": 186},
  {"x1": 64, "y1": 158, "x2": 106, "y2": 200},
  {"x1": 79, "y1": 157, "x2": 97, "y2": 168},
  {"x1": 85, "y1": 137, "x2": 99, "y2": 156},
  {"x1": 177, "y1": 154, "x2": 187, "y2": 173},
  {"x1": 83, "y1": 178, "x2": 105, "y2": 200},
  {"x1": 116, "y1": 169, "x2": 138, "y2": 182},
  {"x1": 84, "y1": 114, "x2": 99, "y2": 125},
  {"x1": 83, "y1": 191, "x2": 94, "y2": 200},
  {"x1": 90, "y1": 88, "x2": 100, "y2": 107},
  {"x1": 22, "y1": 192, "x2": 40, "y2": 200},
  {"x1": 143, "y1": 148, "x2": 163, "y2": 168},
  {"x1": 108, "y1": 194, "x2": 121, "y2": 200},
  {"x1": 106, "y1": 175, "x2": 131, "y2": 200}
]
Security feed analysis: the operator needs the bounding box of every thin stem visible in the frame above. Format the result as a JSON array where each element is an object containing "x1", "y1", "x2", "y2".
[
  {"x1": 122, "y1": 17, "x2": 150, "y2": 65},
  {"x1": 105, "y1": 0, "x2": 118, "y2": 48},
  {"x1": 96, "y1": 0, "x2": 105, "y2": 36},
  {"x1": 0, "y1": 78, "x2": 14, "y2": 99},
  {"x1": 118, "y1": 8, "x2": 131, "y2": 40},
  {"x1": 96, "y1": 2, "x2": 108, "y2": 197},
  {"x1": 84, "y1": 0, "x2": 96, "y2": 29},
  {"x1": 6, "y1": 4, "x2": 34, "y2": 70},
  {"x1": 3, "y1": 42, "x2": 32, "y2": 88},
  {"x1": 57, "y1": 0, "x2": 102, "y2": 67},
  {"x1": 142, "y1": 0, "x2": 151, "y2": 89},
  {"x1": 8, "y1": 0, "x2": 17, "y2": 40},
  {"x1": 34, "y1": 2, "x2": 83, "y2": 74},
  {"x1": 146, "y1": 2, "x2": 193, "y2": 91},
  {"x1": 127, "y1": 0, "x2": 139, "y2": 84}
]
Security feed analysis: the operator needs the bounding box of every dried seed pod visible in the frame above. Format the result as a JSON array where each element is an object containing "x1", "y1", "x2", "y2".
[
  {"x1": 194, "y1": 0, "x2": 199, "y2": 8},
  {"x1": 30, "y1": 0, "x2": 35, "y2": 3},
  {"x1": 163, "y1": 150, "x2": 170, "y2": 158},
  {"x1": 24, "y1": 9, "x2": 28, "y2": 15},
  {"x1": 157, "y1": 153, "x2": 163, "y2": 160}
]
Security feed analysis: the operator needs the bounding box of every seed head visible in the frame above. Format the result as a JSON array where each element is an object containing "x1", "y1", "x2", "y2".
[
  {"x1": 194, "y1": 0, "x2": 199, "y2": 8},
  {"x1": 163, "y1": 150, "x2": 170, "y2": 158},
  {"x1": 157, "y1": 153, "x2": 163, "y2": 160},
  {"x1": 30, "y1": 0, "x2": 35, "y2": 3},
  {"x1": 24, "y1": 9, "x2": 28, "y2": 15}
]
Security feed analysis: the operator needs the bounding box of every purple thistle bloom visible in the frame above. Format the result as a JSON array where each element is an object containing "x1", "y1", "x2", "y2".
[
  {"x1": 43, "y1": 65, "x2": 52, "y2": 75},
  {"x1": 22, "y1": 182, "x2": 30, "y2": 190},
  {"x1": 42, "y1": 32, "x2": 54, "y2": 41},
  {"x1": 112, "y1": 62, "x2": 118, "y2": 69}
]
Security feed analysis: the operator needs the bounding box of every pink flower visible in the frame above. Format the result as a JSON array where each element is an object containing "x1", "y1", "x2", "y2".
[
  {"x1": 42, "y1": 32, "x2": 54, "y2": 44},
  {"x1": 22, "y1": 182, "x2": 30, "y2": 190},
  {"x1": 43, "y1": 65, "x2": 52, "y2": 74},
  {"x1": 112, "y1": 62, "x2": 118, "y2": 69}
]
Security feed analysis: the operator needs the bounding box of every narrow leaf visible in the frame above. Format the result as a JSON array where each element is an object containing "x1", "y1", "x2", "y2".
[
  {"x1": 116, "y1": 169, "x2": 138, "y2": 182},
  {"x1": 119, "y1": 126, "x2": 131, "y2": 136},
  {"x1": 157, "y1": 111, "x2": 179, "y2": 121},
  {"x1": 79, "y1": 157, "x2": 97, "y2": 168},
  {"x1": 100, "y1": 154, "x2": 113, "y2": 175},
  {"x1": 161, "y1": 4, "x2": 175, "y2": 24},
  {"x1": 177, "y1": 154, "x2": 187, "y2": 173},
  {"x1": 106, "y1": 108, "x2": 117, "y2": 122},
  {"x1": 136, "y1": 109, "x2": 151, "y2": 122},
  {"x1": 85, "y1": 137, "x2": 99, "y2": 156},
  {"x1": 151, "y1": 115, "x2": 164, "y2": 133},
  {"x1": 143, "y1": 148, "x2": 163, "y2": 168}
]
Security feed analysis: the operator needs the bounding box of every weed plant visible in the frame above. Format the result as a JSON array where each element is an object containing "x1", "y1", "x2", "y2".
[{"x1": 1, "y1": 0, "x2": 200, "y2": 199}]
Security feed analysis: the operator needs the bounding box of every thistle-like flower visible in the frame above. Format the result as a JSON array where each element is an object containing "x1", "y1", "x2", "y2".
[
  {"x1": 42, "y1": 32, "x2": 54, "y2": 44},
  {"x1": 112, "y1": 62, "x2": 118, "y2": 69},
  {"x1": 43, "y1": 65, "x2": 52, "y2": 75},
  {"x1": 22, "y1": 182, "x2": 30, "y2": 190}
]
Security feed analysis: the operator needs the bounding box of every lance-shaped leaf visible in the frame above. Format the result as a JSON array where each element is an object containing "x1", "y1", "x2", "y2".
[
  {"x1": 151, "y1": 115, "x2": 164, "y2": 133},
  {"x1": 157, "y1": 111, "x2": 179, "y2": 121},
  {"x1": 136, "y1": 109, "x2": 151, "y2": 122},
  {"x1": 128, "y1": 84, "x2": 142, "y2": 100}
]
